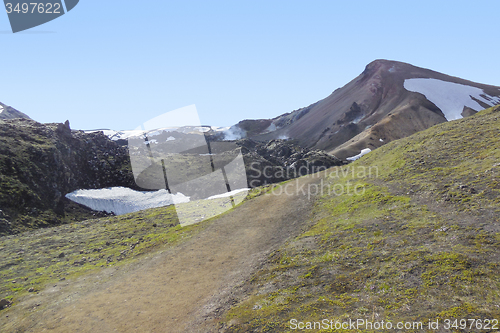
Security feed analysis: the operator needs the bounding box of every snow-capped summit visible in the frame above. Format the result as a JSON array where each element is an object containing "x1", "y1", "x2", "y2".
[{"x1": 224, "y1": 60, "x2": 500, "y2": 160}]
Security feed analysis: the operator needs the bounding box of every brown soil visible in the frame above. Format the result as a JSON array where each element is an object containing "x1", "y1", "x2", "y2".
[{"x1": 3, "y1": 174, "x2": 324, "y2": 333}]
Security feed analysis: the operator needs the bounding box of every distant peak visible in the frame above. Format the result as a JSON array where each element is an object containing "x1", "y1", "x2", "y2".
[
  {"x1": 362, "y1": 59, "x2": 396, "y2": 76},
  {"x1": 366, "y1": 59, "x2": 411, "y2": 66},
  {"x1": 0, "y1": 102, "x2": 31, "y2": 120}
]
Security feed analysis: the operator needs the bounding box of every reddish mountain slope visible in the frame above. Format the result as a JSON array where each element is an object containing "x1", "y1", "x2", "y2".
[{"x1": 233, "y1": 60, "x2": 500, "y2": 159}]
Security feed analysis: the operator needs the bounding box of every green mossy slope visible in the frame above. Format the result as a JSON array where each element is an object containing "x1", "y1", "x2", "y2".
[
  {"x1": 224, "y1": 106, "x2": 500, "y2": 332},
  {"x1": 0, "y1": 204, "x2": 202, "y2": 305}
]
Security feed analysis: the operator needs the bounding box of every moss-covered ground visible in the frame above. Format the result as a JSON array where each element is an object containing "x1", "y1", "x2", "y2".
[
  {"x1": 223, "y1": 106, "x2": 500, "y2": 332},
  {"x1": 0, "y1": 184, "x2": 279, "y2": 311}
]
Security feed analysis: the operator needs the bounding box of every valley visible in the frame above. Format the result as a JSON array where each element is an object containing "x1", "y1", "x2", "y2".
[
  {"x1": 0, "y1": 171, "x2": 322, "y2": 332},
  {"x1": 0, "y1": 105, "x2": 498, "y2": 332},
  {"x1": 1, "y1": 60, "x2": 499, "y2": 332}
]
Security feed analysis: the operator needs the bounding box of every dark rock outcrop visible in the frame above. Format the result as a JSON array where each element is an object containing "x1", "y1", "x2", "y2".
[
  {"x1": 0, "y1": 118, "x2": 135, "y2": 235},
  {"x1": 0, "y1": 298, "x2": 12, "y2": 309},
  {"x1": 236, "y1": 138, "x2": 343, "y2": 187},
  {"x1": 0, "y1": 117, "x2": 341, "y2": 234}
]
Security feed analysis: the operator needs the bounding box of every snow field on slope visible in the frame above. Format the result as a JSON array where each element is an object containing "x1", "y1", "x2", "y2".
[
  {"x1": 66, "y1": 187, "x2": 190, "y2": 215},
  {"x1": 206, "y1": 188, "x2": 249, "y2": 200},
  {"x1": 87, "y1": 126, "x2": 228, "y2": 141},
  {"x1": 346, "y1": 148, "x2": 372, "y2": 161},
  {"x1": 404, "y1": 78, "x2": 500, "y2": 121},
  {"x1": 66, "y1": 186, "x2": 250, "y2": 215}
]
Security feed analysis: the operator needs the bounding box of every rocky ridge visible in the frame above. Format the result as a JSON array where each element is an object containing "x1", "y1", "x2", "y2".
[
  {"x1": 236, "y1": 138, "x2": 343, "y2": 187},
  {"x1": 0, "y1": 118, "x2": 136, "y2": 235},
  {"x1": 0, "y1": 116, "x2": 341, "y2": 234}
]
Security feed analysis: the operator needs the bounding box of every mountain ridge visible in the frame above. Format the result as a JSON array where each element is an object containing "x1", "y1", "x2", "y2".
[
  {"x1": 0, "y1": 118, "x2": 136, "y2": 234},
  {"x1": 0, "y1": 102, "x2": 31, "y2": 120},
  {"x1": 228, "y1": 59, "x2": 500, "y2": 159}
]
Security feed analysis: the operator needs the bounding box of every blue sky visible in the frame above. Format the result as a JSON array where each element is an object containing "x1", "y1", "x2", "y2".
[{"x1": 1, "y1": 0, "x2": 498, "y2": 130}]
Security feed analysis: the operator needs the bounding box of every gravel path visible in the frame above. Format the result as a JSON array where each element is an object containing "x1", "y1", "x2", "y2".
[{"x1": 4, "y1": 174, "x2": 324, "y2": 333}]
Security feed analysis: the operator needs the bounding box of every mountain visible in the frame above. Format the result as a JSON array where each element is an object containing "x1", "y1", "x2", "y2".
[
  {"x1": 3, "y1": 59, "x2": 498, "y2": 233},
  {"x1": 103, "y1": 129, "x2": 343, "y2": 196},
  {"x1": 2, "y1": 105, "x2": 499, "y2": 332},
  {"x1": 0, "y1": 116, "x2": 341, "y2": 234},
  {"x1": 229, "y1": 60, "x2": 500, "y2": 159},
  {"x1": 0, "y1": 102, "x2": 31, "y2": 120}
]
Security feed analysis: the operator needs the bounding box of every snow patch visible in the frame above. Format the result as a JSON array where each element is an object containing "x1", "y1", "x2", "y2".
[
  {"x1": 206, "y1": 188, "x2": 249, "y2": 200},
  {"x1": 265, "y1": 123, "x2": 277, "y2": 133},
  {"x1": 147, "y1": 130, "x2": 162, "y2": 137},
  {"x1": 223, "y1": 126, "x2": 246, "y2": 140},
  {"x1": 65, "y1": 187, "x2": 190, "y2": 215},
  {"x1": 352, "y1": 114, "x2": 364, "y2": 124},
  {"x1": 0, "y1": 105, "x2": 4, "y2": 115},
  {"x1": 404, "y1": 78, "x2": 500, "y2": 121},
  {"x1": 86, "y1": 126, "x2": 206, "y2": 141},
  {"x1": 85, "y1": 129, "x2": 145, "y2": 141},
  {"x1": 209, "y1": 126, "x2": 230, "y2": 133},
  {"x1": 346, "y1": 148, "x2": 372, "y2": 161},
  {"x1": 194, "y1": 127, "x2": 210, "y2": 133},
  {"x1": 89, "y1": 126, "x2": 243, "y2": 142},
  {"x1": 379, "y1": 138, "x2": 384, "y2": 142}
]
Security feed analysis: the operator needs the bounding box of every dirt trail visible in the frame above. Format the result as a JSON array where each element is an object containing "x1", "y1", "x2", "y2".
[{"x1": 5, "y1": 174, "x2": 324, "y2": 332}]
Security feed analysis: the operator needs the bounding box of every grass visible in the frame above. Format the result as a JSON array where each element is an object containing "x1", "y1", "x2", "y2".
[
  {"x1": 0, "y1": 182, "x2": 281, "y2": 307},
  {"x1": 223, "y1": 106, "x2": 500, "y2": 332},
  {"x1": 0, "y1": 203, "x2": 203, "y2": 304}
]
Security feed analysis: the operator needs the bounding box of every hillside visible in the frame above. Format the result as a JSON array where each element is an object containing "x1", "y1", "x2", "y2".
[
  {"x1": 1, "y1": 106, "x2": 498, "y2": 332},
  {"x1": 0, "y1": 176, "x2": 318, "y2": 332},
  {"x1": 221, "y1": 105, "x2": 500, "y2": 331},
  {"x1": 0, "y1": 119, "x2": 136, "y2": 235},
  {"x1": 228, "y1": 60, "x2": 500, "y2": 160},
  {"x1": 0, "y1": 115, "x2": 342, "y2": 235}
]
